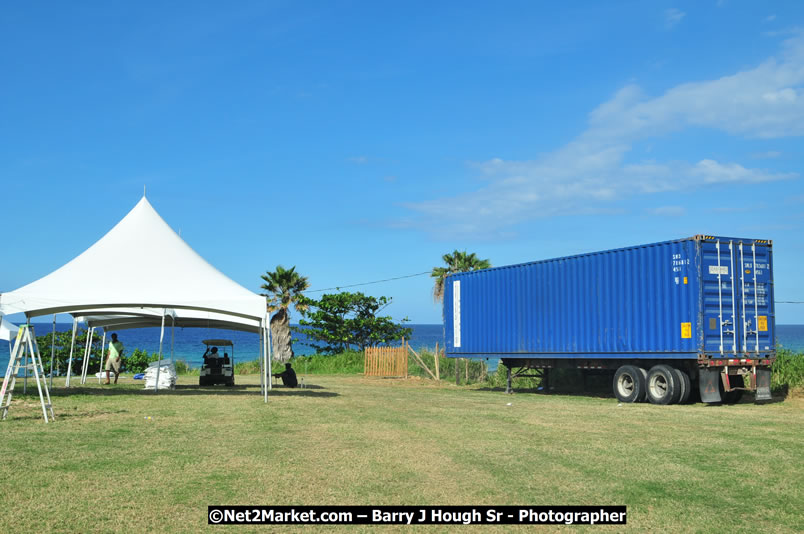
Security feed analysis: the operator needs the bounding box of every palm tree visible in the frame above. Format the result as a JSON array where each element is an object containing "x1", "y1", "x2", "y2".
[
  {"x1": 260, "y1": 265, "x2": 310, "y2": 362},
  {"x1": 431, "y1": 250, "x2": 491, "y2": 302}
]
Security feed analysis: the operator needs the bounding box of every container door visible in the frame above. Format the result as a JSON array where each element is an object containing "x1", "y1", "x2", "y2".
[
  {"x1": 702, "y1": 240, "x2": 739, "y2": 356},
  {"x1": 737, "y1": 242, "x2": 774, "y2": 355}
]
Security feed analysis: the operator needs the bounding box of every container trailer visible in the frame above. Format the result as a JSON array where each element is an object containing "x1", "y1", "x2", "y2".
[{"x1": 443, "y1": 235, "x2": 775, "y2": 404}]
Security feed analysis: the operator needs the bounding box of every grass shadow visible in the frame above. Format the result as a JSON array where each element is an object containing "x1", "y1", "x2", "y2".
[
  {"x1": 30, "y1": 382, "x2": 341, "y2": 399},
  {"x1": 472, "y1": 385, "x2": 615, "y2": 399}
]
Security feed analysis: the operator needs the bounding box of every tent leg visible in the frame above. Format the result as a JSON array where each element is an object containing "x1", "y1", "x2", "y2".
[
  {"x1": 81, "y1": 327, "x2": 94, "y2": 385},
  {"x1": 258, "y1": 327, "x2": 264, "y2": 395},
  {"x1": 23, "y1": 314, "x2": 29, "y2": 395},
  {"x1": 49, "y1": 315, "x2": 56, "y2": 389},
  {"x1": 170, "y1": 317, "x2": 175, "y2": 368},
  {"x1": 266, "y1": 317, "x2": 272, "y2": 397},
  {"x1": 154, "y1": 310, "x2": 166, "y2": 393},
  {"x1": 98, "y1": 331, "x2": 107, "y2": 384},
  {"x1": 264, "y1": 319, "x2": 270, "y2": 402},
  {"x1": 65, "y1": 319, "x2": 78, "y2": 388}
]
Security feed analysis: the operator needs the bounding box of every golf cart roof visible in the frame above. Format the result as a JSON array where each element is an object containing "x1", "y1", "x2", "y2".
[{"x1": 203, "y1": 339, "x2": 234, "y2": 346}]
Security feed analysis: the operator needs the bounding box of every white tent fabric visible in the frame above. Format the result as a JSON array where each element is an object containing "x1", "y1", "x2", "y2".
[
  {"x1": 0, "y1": 196, "x2": 266, "y2": 321},
  {"x1": 73, "y1": 307, "x2": 262, "y2": 333},
  {"x1": 0, "y1": 196, "x2": 271, "y2": 401},
  {"x1": 0, "y1": 317, "x2": 18, "y2": 341}
]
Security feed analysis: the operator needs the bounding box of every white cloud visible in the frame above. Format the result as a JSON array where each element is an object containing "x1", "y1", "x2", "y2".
[
  {"x1": 691, "y1": 159, "x2": 794, "y2": 183},
  {"x1": 404, "y1": 33, "x2": 804, "y2": 238},
  {"x1": 751, "y1": 150, "x2": 782, "y2": 159},
  {"x1": 766, "y1": 14, "x2": 777, "y2": 23},
  {"x1": 664, "y1": 8, "x2": 686, "y2": 29},
  {"x1": 646, "y1": 206, "x2": 686, "y2": 217},
  {"x1": 347, "y1": 156, "x2": 368, "y2": 164}
]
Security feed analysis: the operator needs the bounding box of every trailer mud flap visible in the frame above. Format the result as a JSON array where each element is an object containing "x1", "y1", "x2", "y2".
[
  {"x1": 755, "y1": 368, "x2": 772, "y2": 401},
  {"x1": 699, "y1": 368, "x2": 722, "y2": 404}
]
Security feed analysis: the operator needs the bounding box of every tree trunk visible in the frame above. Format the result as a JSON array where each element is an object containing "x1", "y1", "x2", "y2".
[{"x1": 270, "y1": 308, "x2": 294, "y2": 362}]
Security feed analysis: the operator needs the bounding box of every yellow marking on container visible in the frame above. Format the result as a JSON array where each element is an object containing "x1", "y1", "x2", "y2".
[
  {"x1": 745, "y1": 269, "x2": 751, "y2": 274},
  {"x1": 683, "y1": 277, "x2": 688, "y2": 284},
  {"x1": 758, "y1": 316, "x2": 768, "y2": 332},
  {"x1": 681, "y1": 322, "x2": 692, "y2": 339}
]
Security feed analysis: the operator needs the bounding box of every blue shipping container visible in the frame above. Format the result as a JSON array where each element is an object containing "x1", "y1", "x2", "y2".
[{"x1": 444, "y1": 235, "x2": 775, "y2": 361}]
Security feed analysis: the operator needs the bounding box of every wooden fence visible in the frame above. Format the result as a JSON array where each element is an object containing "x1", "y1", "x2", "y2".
[{"x1": 364, "y1": 343, "x2": 408, "y2": 378}]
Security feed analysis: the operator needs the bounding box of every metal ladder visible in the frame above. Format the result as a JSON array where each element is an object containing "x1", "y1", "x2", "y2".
[{"x1": 0, "y1": 324, "x2": 55, "y2": 423}]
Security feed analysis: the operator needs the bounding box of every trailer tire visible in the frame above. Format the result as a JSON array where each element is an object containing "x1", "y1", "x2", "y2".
[
  {"x1": 674, "y1": 368, "x2": 691, "y2": 404},
  {"x1": 646, "y1": 365, "x2": 681, "y2": 405},
  {"x1": 613, "y1": 365, "x2": 647, "y2": 403}
]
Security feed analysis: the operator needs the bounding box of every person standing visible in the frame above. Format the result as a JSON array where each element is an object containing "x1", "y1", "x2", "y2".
[{"x1": 104, "y1": 333, "x2": 124, "y2": 384}]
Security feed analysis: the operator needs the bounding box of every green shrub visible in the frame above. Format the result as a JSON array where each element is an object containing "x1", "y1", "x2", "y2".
[
  {"x1": 772, "y1": 349, "x2": 804, "y2": 391},
  {"x1": 235, "y1": 359, "x2": 261, "y2": 375},
  {"x1": 123, "y1": 349, "x2": 160, "y2": 373},
  {"x1": 290, "y1": 351, "x2": 365, "y2": 375},
  {"x1": 174, "y1": 360, "x2": 197, "y2": 375},
  {"x1": 410, "y1": 350, "x2": 488, "y2": 384}
]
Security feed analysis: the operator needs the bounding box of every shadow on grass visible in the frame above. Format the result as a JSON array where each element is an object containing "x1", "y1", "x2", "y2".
[
  {"x1": 265, "y1": 388, "x2": 339, "y2": 398},
  {"x1": 472, "y1": 385, "x2": 616, "y2": 400},
  {"x1": 32, "y1": 383, "x2": 339, "y2": 399}
]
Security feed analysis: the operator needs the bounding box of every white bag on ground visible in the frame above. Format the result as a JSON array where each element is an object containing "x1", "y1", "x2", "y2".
[{"x1": 143, "y1": 360, "x2": 176, "y2": 390}]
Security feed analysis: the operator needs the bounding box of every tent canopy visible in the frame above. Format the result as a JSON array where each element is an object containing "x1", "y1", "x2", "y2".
[
  {"x1": 0, "y1": 196, "x2": 266, "y2": 322},
  {"x1": 0, "y1": 317, "x2": 18, "y2": 341},
  {"x1": 72, "y1": 307, "x2": 262, "y2": 333}
]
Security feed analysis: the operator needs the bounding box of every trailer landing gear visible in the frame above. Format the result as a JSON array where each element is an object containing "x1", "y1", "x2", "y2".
[{"x1": 502, "y1": 361, "x2": 549, "y2": 394}]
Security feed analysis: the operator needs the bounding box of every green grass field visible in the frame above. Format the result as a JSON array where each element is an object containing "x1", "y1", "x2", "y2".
[{"x1": 1, "y1": 374, "x2": 802, "y2": 533}]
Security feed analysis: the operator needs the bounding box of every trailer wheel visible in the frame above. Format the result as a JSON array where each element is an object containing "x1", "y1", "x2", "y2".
[
  {"x1": 674, "y1": 368, "x2": 691, "y2": 404},
  {"x1": 613, "y1": 365, "x2": 647, "y2": 403},
  {"x1": 646, "y1": 365, "x2": 681, "y2": 405}
]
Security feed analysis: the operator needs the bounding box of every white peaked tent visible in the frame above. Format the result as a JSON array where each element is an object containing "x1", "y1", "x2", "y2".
[{"x1": 0, "y1": 196, "x2": 271, "y2": 401}]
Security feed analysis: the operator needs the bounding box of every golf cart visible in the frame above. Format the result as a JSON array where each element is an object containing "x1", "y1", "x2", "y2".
[{"x1": 199, "y1": 339, "x2": 235, "y2": 386}]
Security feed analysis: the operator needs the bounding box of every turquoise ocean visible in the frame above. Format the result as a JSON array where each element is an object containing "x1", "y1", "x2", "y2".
[{"x1": 2, "y1": 323, "x2": 804, "y2": 377}]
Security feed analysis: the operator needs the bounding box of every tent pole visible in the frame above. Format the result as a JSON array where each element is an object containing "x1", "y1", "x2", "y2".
[
  {"x1": 49, "y1": 315, "x2": 56, "y2": 389},
  {"x1": 81, "y1": 327, "x2": 94, "y2": 384},
  {"x1": 98, "y1": 331, "x2": 107, "y2": 384},
  {"x1": 82, "y1": 327, "x2": 93, "y2": 384},
  {"x1": 263, "y1": 321, "x2": 269, "y2": 402},
  {"x1": 265, "y1": 313, "x2": 272, "y2": 401},
  {"x1": 260, "y1": 328, "x2": 265, "y2": 395},
  {"x1": 170, "y1": 316, "x2": 175, "y2": 368},
  {"x1": 88, "y1": 327, "x2": 96, "y2": 383},
  {"x1": 23, "y1": 314, "x2": 29, "y2": 395},
  {"x1": 65, "y1": 319, "x2": 78, "y2": 387},
  {"x1": 80, "y1": 327, "x2": 88, "y2": 384},
  {"x1": 154, "y1": 310, "x2": 166, "y2": 393},
  {"x1": 268, "y1": 317, "x2": 273, "y2": 393}
]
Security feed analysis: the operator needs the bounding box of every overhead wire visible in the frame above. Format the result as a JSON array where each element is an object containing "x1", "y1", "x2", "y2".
[{"x1": 305, "y1": 271, "x2": 431, "y2": 294}]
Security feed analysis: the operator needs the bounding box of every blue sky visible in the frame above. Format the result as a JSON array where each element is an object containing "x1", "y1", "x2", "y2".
[{"x1": 2, "y1": 1, "x2": 804, "y2": 324}]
